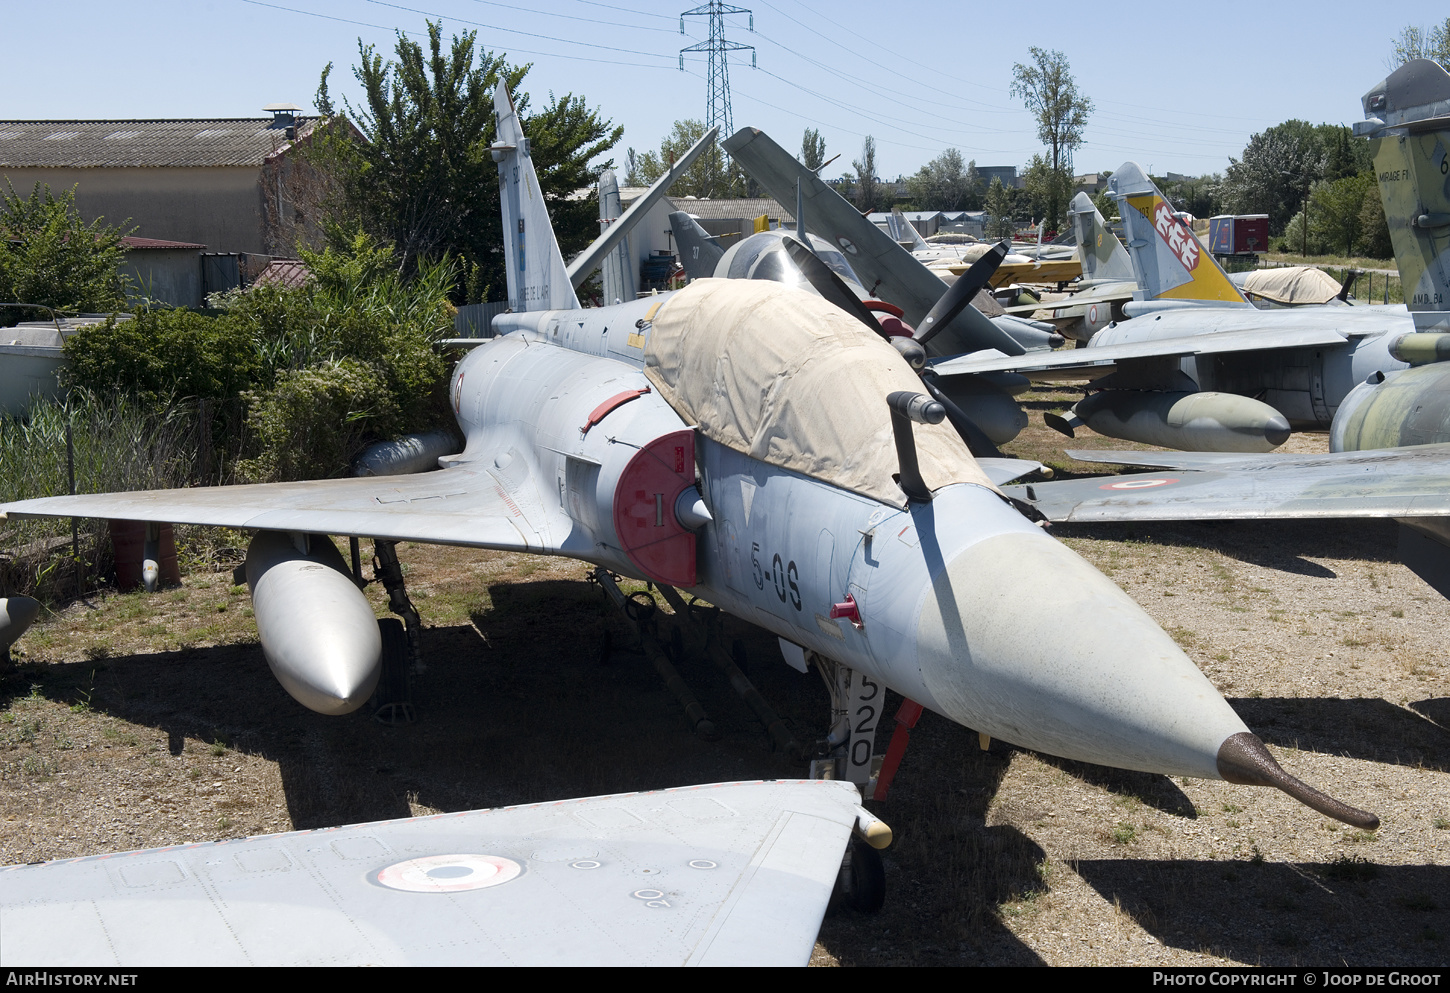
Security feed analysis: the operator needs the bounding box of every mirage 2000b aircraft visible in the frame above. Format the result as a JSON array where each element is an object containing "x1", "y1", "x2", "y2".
[{"x1": 1, "y1": 85, "x2": 1384, "y2": 851}]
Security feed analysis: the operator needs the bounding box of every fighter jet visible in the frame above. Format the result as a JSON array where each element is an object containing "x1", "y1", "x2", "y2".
[
  {"x1": 932, "y1": 162, "x2": 1436, "y2": 453},
  {"x1": 883, "y1": 209, "x2": 1083, "y2": 288},
  {"x1": 992, "y1": 58, "x2": 1450, "y2": 599},
  {"x1": 666, "y1": 188, "x2": 1056, "y2": 447},
  {"x1": 997, "y1": 192, "x2": 1139, "y2": 342},
  {"x1": 0, "y1": 83, "x2": 1380, "y2": 836},
  {"x1": 720, "y1": 127, "x2": 1065, "y2": 360}
]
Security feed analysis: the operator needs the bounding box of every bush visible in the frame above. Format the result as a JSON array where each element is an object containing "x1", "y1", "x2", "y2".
[
  {"x1": 62, "y1": 309, "x2": 259, "y2": 402},
  {"x1": 0, "y1": 393, "x2": 203, "y2": 600},
  {"x1": 0, "y1": 183, "x2": 130, "y2": 325},
  {"x1": 236, "y1": 358, "x2": 401, "y2": 483}
]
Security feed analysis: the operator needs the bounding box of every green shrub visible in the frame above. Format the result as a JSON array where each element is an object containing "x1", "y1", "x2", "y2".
[
  {"x1": 0, "y1": 183, "x2": 130, "y2": 325},
  {"x1": 62, "y1": 310, "x2": 259, "y2": 402},
  {"x1": 237, "y1": 358, "x2": 400, "y2": 482}
]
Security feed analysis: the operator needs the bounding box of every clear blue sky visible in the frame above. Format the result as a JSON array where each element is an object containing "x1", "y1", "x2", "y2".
[{"x1": 5, "y1": 1, "x2": 1445, "y2": 180}]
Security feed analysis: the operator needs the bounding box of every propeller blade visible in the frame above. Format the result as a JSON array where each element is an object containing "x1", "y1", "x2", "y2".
[
  {"x1": 921, "y1": 372, "x2": 1003, "y2": 460},
  {"x1": 917, "y1": 241, "x2": 1009, "y2": 347},
  {"x1": 783, "y1": 237, "x2": 887, "y2": 338}
]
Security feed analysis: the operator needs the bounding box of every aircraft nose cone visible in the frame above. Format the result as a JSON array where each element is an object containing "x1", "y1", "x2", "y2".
[{"x1": 916, "y1": 528, "x2": 1247, "y2": 779}]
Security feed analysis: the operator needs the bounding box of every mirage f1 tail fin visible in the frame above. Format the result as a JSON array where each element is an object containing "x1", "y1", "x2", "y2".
[
  {"x1": 669, "y1": 211, "x2": 725, "y2": 280},
  {"x1": 1356, "y1": 58, "x2": 1450, "y2": 332},
  {"x1": 492, "y1": 81, "x2": 579, "y2": 313},
  {"x1": 1069, "y1": 192, "x2": 1135, "y2": 283},
  {"x1": 1109, "y1": 162, "x2": 1251, "y2": 306}
]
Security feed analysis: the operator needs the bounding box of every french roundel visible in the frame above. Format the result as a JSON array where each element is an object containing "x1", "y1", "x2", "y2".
[
  {"x1": 1098, "y1": 477, "x2": 1178, "y2": 490},
  {"x1": 375, "y1": 854, "x2": 523, "y2": 893}
]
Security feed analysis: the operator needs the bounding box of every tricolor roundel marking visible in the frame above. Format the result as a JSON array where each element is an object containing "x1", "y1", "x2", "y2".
[{"x1": 1098, "y1": 477, "x2": 1179, "y2": 491}]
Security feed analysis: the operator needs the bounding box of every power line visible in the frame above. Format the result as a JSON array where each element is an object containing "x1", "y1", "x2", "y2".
[{"x1": 679, "y1": 2, "x2": 755, "y2": 137}]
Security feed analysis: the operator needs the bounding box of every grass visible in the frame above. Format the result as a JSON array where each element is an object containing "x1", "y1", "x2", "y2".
[
  {"x1": 1321, "y1": 855, "x2": 1378, "y2": 882},
  {"x1": 0, "y1": 394, "x2": 207, "y2": 601}
]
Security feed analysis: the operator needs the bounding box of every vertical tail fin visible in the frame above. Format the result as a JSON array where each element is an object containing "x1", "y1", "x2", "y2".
[
  {"x1": 596, "y1": 169, "x2": 637, "y2": 305},
  {"x1": 888, "y1": 209, "x2": 931, "y2": 252},
  {"x1": 1068, "y1": 192, "x2": 1135, "y2": 283},
  {"x1": 1357, "y1": 59, "x2": 1450, "y2": 332},
  {"x1": 492, "y1": 81, "x2": 578, "y2": 312},
  {"x1": 668, "y1": 211, "x2": 725, "y2": 280},
  {"x1": 1108, "y1": 162, "x2": 1250, "y2": 306}
]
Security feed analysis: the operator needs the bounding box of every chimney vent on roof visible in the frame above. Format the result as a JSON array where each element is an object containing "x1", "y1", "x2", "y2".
[{"x1": 263, "y1": 103, "x2": 303, "y2": 129}]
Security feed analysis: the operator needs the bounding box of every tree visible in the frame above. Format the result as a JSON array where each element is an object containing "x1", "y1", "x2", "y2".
[
  {"x1": 0, "y1": 183, "x2": 131, "y2": 325},
  {"x1": 1358, "y1": 186, "x2": 1393, "y2": 258},
  {"x1": 629, "y1": 119, "x2": 740, "y2": 199},
  {"x1": 311, "y1": 21, "x2": 621, "y2": 301},
  {"x1": 1010, "y1": 48, "x2": 1093, "y2": 231},
  {"x1": 853, "y1": 136, "x2": 882, "y2": 213},
  {"x1": 800, "y1": 128, "x2": 827, "y2": 172},
  {"x1": 1309, "y1": 173, "x2": 1374, "y2": 257},
  {"x1": 1221, "y1": 120, "x2": 1325, "y2": 235},
  {"x1": 984, "y1": 177, "x2": 1015, "y2": 240},
  {"x1": 1388, "y1": 18, "x2": 1450, "y2": 70},
  {"x1": 905, "y1": 148, "x2": 980, "y2": 211},
  {"x1": 1022, "y1": 154, "x2": 1071, "y2": 235}
]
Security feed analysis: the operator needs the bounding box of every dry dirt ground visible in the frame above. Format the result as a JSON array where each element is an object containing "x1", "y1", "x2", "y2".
[{"x1": 2, "y1": 390, "x2": 1447, "y2": 967}]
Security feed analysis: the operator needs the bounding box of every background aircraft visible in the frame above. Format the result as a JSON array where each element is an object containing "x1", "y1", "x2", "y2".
[
  {"x1": 998, "y1": 192, "x2": 1139, "y2": 342},
  {"x1": 934, "y1": 161, "x2": 1442, "y2": 453},
  {"x1": 990, "y1": 59, "x2": 1450, "y2": 601},
  {"x1": 0, "y1": 85, "x2": 1380, "y2": 837}
]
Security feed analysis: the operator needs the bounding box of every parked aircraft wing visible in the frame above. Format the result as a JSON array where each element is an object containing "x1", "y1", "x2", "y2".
[
  {"x1": 931, "y1": 325, "x2": 1350, "y2": 379},
  {"x1": 722, "y1": 127, "x2": 1027, "y2": 357},
  {"x1": 0, "y1": 779, "x2": 874, "y2": 967},
  {"x1": 1002, "y1": 443, "x2": 1450, "y2": 522},
  {"x1": 567, "y1": 127, "x2": 718, "y2": 289},
  {"x1": 0, "y1": 465, "x2": 562, "y2": 552}
]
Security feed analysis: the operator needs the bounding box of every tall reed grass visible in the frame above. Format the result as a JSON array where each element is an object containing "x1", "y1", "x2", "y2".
[{"x1": 0, "y1": 392, "x2": 237, "y2": 601}]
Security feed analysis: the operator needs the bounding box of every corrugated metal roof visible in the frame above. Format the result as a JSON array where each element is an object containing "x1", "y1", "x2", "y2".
[
  {"x1": 0, "y1": 118, "x2": 317, "y2": 168},
  {"x1": 252, "y1": 259, "x2": 311, "y2": 289},
  {"x1": 665, "y1": 197, "x2": 793, "y2": 222}
]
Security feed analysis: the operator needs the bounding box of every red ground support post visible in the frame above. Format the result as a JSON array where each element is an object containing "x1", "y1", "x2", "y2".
[{"x1": 872, "y1": 698, "x2": 924, "y2": 801}]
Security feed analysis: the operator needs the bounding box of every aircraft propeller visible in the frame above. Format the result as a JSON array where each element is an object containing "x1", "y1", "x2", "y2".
[
  {"x1": 782, "y1": 235, "x2": 1007, "y2": 460},
  {"x1": 916, "y1": 241, "x2": 1009, "y2": 347},
  {"x1": 782, "y1": 237, "x2": 888, "y2": 337}
]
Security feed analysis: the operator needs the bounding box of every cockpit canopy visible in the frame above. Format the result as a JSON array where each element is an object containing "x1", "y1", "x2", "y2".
[
  {"x1": 718, "y1": 230, "x2": 865, "y2": 293},
  {"x1": 643, "y1": 279, "x2": 993, "y2": 508}
]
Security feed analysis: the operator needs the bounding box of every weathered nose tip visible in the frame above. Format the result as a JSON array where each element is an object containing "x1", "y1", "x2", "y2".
[{"x1": 916, "y1": 528, "x2": 1247, "y2": 779}]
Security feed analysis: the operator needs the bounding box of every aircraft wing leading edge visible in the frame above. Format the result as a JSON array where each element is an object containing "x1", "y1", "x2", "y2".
[
  {"x1": 0, "y1": 780, "x2": 871, "y2": 967},
  {"x1": 930, "y1": 325, "x2": 1350, "y2": 378},
  {"x1": 1003, "y1": 444, "x2": 1450, "y2": 523},
  {"x1": 0, "y1": 465, "x2": 561, "y2": 552}
]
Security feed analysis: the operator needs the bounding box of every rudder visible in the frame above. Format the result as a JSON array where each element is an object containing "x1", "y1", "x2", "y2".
[{"x1": 492, "y1": 81, "x2": 578, "y2": 313}]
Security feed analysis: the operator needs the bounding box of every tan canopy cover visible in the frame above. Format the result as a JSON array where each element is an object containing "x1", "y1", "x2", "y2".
[
  {"x1": 1240, "y1": 266, "x2": 1342, "y2": 305},
  {"x1": 644, "y1": 279, "x2": 995, "y2": 508}
]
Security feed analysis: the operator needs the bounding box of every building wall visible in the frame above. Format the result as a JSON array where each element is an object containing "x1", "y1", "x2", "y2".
[
  {"x1": 123, "y1": 248, "x2": 203, "y2": 309},
  {"x1": 2, "y1": 166, "x2": 265, "y2": 254}
]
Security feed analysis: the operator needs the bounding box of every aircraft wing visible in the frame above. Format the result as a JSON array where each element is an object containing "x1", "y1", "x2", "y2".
[
  {"x1": 1002, "y1": 444, "x2": 1450, "y2": 522},
  {"x1": 0, "y1": 780, "x2": 875, "y2": 967},
  {"x1": 722, "y1": 127, "x2": 1026, "y2": 357},
  {"x1": 566, "y1": 126, "x2": 718, "y2": 289},
  {"x1": 931, "y1": 325, "x2": 1349, "y2": 379},
  {"x1": 0, "y1": 464, "x2": 564, "y2": 552}
]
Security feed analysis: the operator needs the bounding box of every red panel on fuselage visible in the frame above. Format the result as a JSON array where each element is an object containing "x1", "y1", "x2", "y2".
[{"x1": 612, "y1": 429, "x2": 697, "y2": 587}]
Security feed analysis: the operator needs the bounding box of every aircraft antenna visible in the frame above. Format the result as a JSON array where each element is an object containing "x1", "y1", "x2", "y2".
[{"x1": 679, "y1": 1, "x2": 755, "y2": 137}]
